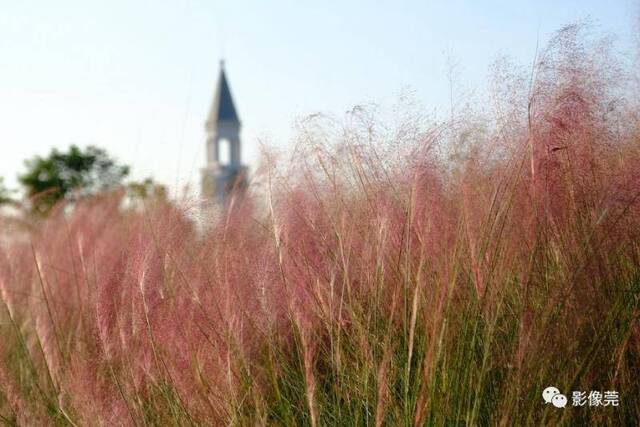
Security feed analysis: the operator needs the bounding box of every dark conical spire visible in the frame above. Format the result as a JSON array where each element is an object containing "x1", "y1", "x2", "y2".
[{"x1": 206, "y1": 60, "x2": 239, "y2": 128}]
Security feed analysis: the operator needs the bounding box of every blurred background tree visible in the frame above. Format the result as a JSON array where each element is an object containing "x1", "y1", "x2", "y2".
[
  {"x1": 126, "y1": 177, "x2": 168, "y2": 202},
  {"x1": 19, "y1": 145, "x2": 129, "y2": 214},
  {"x1": 0, "y1": 177, "x2": 12, "y2": 205}
]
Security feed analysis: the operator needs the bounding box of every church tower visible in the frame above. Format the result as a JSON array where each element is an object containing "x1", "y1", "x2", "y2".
[{"x1": 201, "y1": 61, "x2": 248, "y2": 204}]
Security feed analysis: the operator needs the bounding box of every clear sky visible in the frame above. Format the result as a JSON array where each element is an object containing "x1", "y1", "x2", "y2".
[{"x1": 0, "y1": 1, "x2": 637, "y2": 195}]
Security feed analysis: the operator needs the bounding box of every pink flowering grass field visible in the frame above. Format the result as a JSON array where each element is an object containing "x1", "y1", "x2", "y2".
[{"x1": 1, "y1": 25, "x2": 640, "y2": 425}]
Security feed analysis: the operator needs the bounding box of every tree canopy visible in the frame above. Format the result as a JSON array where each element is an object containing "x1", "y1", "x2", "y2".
[{"x1": 19, "y1": 145, "x2": 130, "y2": 213}]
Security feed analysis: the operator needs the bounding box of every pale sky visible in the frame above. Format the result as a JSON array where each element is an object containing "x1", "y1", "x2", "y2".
[{"x1": 0, "y1": 1, "x2": 637, "y2": 196}]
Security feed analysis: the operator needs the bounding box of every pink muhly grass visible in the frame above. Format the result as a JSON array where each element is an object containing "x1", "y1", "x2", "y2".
[
  {"x1": 0, "y1": 22, "x2": 639, "y2": 425},
  {"x1": 0, "y1": 355, "x2": 34, "y2": 425}
]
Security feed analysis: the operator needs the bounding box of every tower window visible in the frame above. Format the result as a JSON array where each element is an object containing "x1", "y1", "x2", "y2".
[{"x1": 218, "y1": 138, "x2": 231, "y2": 165}]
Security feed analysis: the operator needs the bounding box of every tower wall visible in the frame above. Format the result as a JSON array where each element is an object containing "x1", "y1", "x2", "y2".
[{"x1": 206, "y1": 121, "x2": 241, "y2": 165}]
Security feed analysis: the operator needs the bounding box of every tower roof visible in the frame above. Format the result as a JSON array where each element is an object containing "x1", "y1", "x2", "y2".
[{"x1": 206, "y1": 62, "x2": 239, "y2": 127}]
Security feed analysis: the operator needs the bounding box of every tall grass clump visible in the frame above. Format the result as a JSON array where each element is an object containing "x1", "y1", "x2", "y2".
[{"x1": 1, "y1": 24, "x2": 639, "y2": 425}]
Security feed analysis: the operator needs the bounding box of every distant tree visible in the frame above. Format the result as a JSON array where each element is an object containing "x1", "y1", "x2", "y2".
[
  {"x1": 19, "y1": 145, "x2": 130, "y2": 214},
  {"x1": 0, "y1": 177, "x2": 11, "y2": 205},
  {"x1": 126, "y1": 177, "x2": 168, "y2": 201}
]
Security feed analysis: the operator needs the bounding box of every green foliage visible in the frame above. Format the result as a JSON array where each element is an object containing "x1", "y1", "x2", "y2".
[
  {"x1": 126, "y1": 177, "x2": 168, "y2": 201},
  {"x1": 18, "y1": 145, "x2": 129, "y2": 213},
  {"x1": 0, "y1": 177, "x2": 10, "y2": 205}
]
